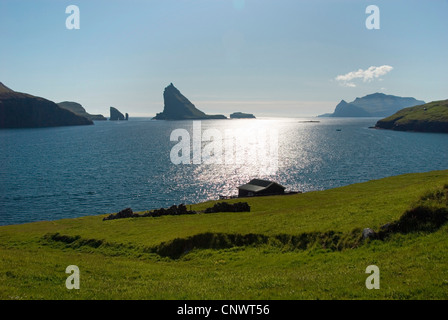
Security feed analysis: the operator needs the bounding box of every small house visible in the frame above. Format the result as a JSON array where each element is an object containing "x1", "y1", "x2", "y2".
[{"x1": 238, "y1": 179, "x2": 286, "y2": 198}]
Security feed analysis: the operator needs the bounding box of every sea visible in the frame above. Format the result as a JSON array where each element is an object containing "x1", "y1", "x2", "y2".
[{"x1": 0, "y1": 117, "x2": 447, "y2": 226}]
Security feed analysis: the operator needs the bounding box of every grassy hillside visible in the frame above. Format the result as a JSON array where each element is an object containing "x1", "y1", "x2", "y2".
[
  {"x1": 375, "y1": 99, "x2": 448, "y2": 133},
  {"x1": 1, "y1": 170, "x2": 448, "y2": 299}
]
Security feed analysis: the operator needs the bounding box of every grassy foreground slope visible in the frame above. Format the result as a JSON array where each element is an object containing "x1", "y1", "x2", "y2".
[{"x1": 1, "y1": 170, "x2": 448, "y2": 299}]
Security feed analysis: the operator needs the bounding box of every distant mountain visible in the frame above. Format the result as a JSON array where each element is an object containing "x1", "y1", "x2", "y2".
[
  {"x1": 153, "y1": 83, "x2": 227, "y2": 120},
  {"x1": 331, "y1": 100, "x2": 371, "y2": 117},
  {"x1": 58, "y1": 101, "x2": 106, "y2": 121},
  {"x1": 110, "y1": 107, "x2": 128, "y2": 121},
  {"x1": 0, "y1": 82, "x2": 93, "y2": 129},
  {"x1": 375, "y1": 99, "x2": 448, "y2": 133},
  {"x1": 319, "y1": 93, "x2": 425, "y2": 118},
  {"x1": 230, "y1": 112, "x2": 256, "y2": 119}
]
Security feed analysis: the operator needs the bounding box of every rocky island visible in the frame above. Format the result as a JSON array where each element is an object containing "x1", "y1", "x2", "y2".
[
  {"x1": 0, "y1": 82, "x2": 93, "y2": 129},
  {"x1": 320, "y1": 93, "x2": 425, "y2": 118},
  {"x1": 58, "y1": 101, "x2": 106, "y2": 121},
  {"x1": 110, "y1": 107, "x2": 128, "y2": 121},
  {"x1": 375, "y1": 99, "x2": 448, "y2": 133},
  {"x1": 230, "y1": 112, "x2": 256, "y2": 119},
  {"x1": 153, "y1": 83, "x2": 227, "y2": 120}
]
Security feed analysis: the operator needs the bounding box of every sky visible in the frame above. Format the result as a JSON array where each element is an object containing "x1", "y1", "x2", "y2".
[{"x1": 0, "y1": 0, "x2": 447, "y2": 117}]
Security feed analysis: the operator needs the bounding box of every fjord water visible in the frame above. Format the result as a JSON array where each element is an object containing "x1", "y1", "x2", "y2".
[{"x1": 0, "y1": 118, "x2": 447, "y2": 226}]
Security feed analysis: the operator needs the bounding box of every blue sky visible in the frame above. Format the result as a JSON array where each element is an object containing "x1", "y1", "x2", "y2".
[{"x1": 1, "y1": 0, "x2": 447, "y2": 117}]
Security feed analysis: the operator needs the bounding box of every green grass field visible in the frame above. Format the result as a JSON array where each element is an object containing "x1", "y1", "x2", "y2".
[{"x1": 1, "y1": 170, "x2": 448, "y2": 300}]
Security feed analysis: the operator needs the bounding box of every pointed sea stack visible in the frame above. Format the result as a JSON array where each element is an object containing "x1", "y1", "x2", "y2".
[
  {"x1": 153, "y1": 83, "x2": 227, "y2": 120},
  {"x1": 110, "y1": 107, "x2": 126, "y2": 120},
  {"x1": 0, "y1": 82, "x2": 93, "y2": 129}
]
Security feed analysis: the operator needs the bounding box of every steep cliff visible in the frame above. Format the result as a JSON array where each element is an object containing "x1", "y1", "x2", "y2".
[{"x1": 0, "y1": 82, "x2": 93, "y2": 129}]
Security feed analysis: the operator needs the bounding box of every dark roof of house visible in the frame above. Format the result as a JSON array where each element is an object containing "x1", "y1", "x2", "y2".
[{"x1": 238, "y1": 179, "x2": 285, "y2": 193}]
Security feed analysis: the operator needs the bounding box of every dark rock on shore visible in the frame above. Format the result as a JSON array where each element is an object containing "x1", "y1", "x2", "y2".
[
  {"x1": 154, "y1": 83, "x2": 227, "y2": 120},
  {"x1": 204, "y1": 202, "x2": 250, "y2": 213},
  {"x1": 103, "y1": 208, "x2": 138, "y2": 220},
  {"x1": 102, "y1": 202, "x2": 251, "y2": 221},
  {"x1": 143, "y1": 204, "x2": 196, "y2": 217},
  {"x1": 103, "y1": 205, "x2": 197, "y2": 221},
  {"x1": 0, "y1": 82, "x2": 93, "y2": 129}
]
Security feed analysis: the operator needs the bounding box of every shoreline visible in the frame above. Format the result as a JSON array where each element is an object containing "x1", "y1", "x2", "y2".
[{"x1": 1, "y1": 169, "x2": 447, "y2": 228}]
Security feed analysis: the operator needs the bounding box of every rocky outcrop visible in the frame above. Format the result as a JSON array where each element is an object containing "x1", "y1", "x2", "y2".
[
  {"x1": 153, "y1": 83, "x2": 227, "y2": 120},
  {"x1": 230, "y1": 112, "x2": 256, "y2": 119},
  {"x1": 103, "y1": 205, "x2": 197, "y2": 221},
  {"x1": 144, "y1": 204, "x2": 196, "y2": 217},
  {"x1": 362, "y1": 228, "x2": 376, "y2": 239},
  {"x1": 320, "y1": 93, "x2": 425, "y2": 118},
  {"x1": 58, "y1": 101, "x2": 106, "y2": 121},
  {"x1": 110, "y1": 107, "x2": 127, "y2": 121},
  {"x1": 102, "y1": 202, "x2": 251, "y2": 221},
  {"x1": 204, "y1": 202, "x2": 250, "y2": 213},
  {"x1": 103, "y1": 208, "x2": 138, "y2": 220},
  {"x1": 0, "y1": 82, "x2": 93, "y2": 129}
]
